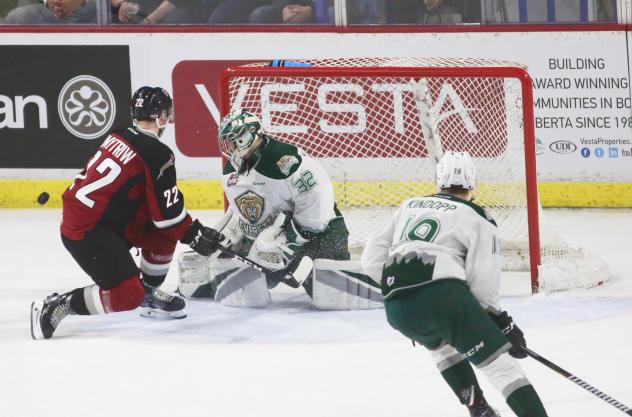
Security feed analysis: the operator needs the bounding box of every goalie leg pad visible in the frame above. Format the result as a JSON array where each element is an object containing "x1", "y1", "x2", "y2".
[
  {"x1": 177, "y1": 251, "x2": 213, "y2": 298},
  {"x1": 211, "y1": 258, "x2": 269, "y2": 308},
  {"x1": 311, "y1": 259, "x2": 383, "y2": 310},
  {"x1": 178, "y1": 252, "x2": 268, "y2": 307}
]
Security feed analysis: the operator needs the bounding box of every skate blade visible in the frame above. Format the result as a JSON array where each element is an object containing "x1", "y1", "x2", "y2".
[
  {"x1": 139, "y1": 307, "x2": 187, "y2": 320},
  {"x1": 30, "y1": 301, "x2": 45, "y2": 340}
]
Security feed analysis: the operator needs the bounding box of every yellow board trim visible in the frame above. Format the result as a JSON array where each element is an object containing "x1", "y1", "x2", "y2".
[
  {"x1": 0, "y1": 180, "x2": 72, "y2": 209},
  {"x1": 537, "y1": 182, "x2": 632, "y2": 207},
  {"x1": 0, "y1": 179, "x2": 631, "y2": 208},
  {"x1": 0, "y1": 180, "x2": 225, "y2": 209}
]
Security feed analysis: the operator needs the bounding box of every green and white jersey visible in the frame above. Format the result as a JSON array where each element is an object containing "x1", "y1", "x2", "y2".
[
  {"x1": 361, "y1": 193, "x2": 501, "y2": 310},
  {"x1": 222, "y1": 136, "x2": 337, "y2": 241}
]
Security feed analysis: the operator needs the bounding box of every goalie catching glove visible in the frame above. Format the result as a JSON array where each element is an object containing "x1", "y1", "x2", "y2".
[
  {"x1": 489, "y1": 311, "x2": 527, "y2": 359},
  {"x1": 248, "y1": 213, "x2": 310, "y2": 283},
  {"x1": 181, "y1": 219, "x2": 223, "y2": 257}
]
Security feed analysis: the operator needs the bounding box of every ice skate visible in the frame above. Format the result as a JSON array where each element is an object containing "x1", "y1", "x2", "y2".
[
  {"x1": 140, "y1": 285, "x2": 187, "y2": 319},
  {"x1": 468, "y1": 402, "x2": 501, "y2": 417},
  {"x1": 30, "y1": 293, "x2": 71, "y2": 340},
  {"x1": 459, "y1": 386, "x2": 501, "y2": 417}
]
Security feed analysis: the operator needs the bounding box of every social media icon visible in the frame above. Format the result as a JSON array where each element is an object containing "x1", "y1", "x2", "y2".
[
  {"x1": 595, "y1": 148, "x2": 604, "y2": 158},
  {"x1": 581, "y1": 147, "x2": 591, "y2": 158},
  {"x1": 609, "y1": 147, "x2": 619, "y2": 158}
]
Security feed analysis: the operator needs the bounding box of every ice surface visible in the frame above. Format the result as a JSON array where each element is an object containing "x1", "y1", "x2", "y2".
[{"x1": 1, "y1": 208, "x2": 631, "y2": 417}]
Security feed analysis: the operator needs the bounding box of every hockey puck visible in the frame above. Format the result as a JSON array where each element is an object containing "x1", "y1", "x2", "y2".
[{"x1": 37, "y1": 192, "x2": 49, "y2": 205}]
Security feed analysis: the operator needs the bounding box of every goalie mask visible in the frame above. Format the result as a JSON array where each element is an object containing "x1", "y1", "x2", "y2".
[
  {"x1": 436, "y1": 151, "x2": 477, "y2": 190},
  {"x1": 130, "y1": 86, "x2": 174, "y2": 137},
  {"x1": 218, "y1": 109, "x2": 262, "y2": 171}
]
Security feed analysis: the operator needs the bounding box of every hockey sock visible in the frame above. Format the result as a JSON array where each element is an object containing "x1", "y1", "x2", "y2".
[
  {"x1": 68, "y1": 287, "x2": 91, "y2": 315},
  {"x1": 440, "y1": 359, "x2": 481, "y2": 400},
  {"x1": 68, "y1": 285, "x2": 109, "y2": 315},
  {"x1": 68, "y1": 279, "x2": 145, "y2": 315},
  {"x1": 141, "y1": 272, "x2": 167, "y2": 288},
  {"x1": 479, "y1": 352, "x2": 548, "y2": 416},
  {"x1": 506, "y1": 385, "x2": 548, "y2": 417},
  {"x1": 430, "y1": 343, "x2": 480, "y2": 400},
  {"x1": 140, "y1": 248, "x2": 172, "y2": 285}
]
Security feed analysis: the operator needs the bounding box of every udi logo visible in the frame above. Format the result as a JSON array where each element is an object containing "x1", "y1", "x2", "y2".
[{"x1": 172, "y1": 60, "x2": 256, "y2": 157}]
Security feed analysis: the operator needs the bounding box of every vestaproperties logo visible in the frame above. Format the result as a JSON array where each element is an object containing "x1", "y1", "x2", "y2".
[
  {"x1": 549, "y1": 140, "x2": 577, "y2": 154},
  {"x1": 535, "y1": 137, "x2": 546, "y2": 155},
  {"x1": 58, "y1": 75, "x2": 116, "y2": 140}
]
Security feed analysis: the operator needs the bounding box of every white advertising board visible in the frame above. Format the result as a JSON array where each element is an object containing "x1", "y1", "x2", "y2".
[{"x1": 0, "y1": 29, "x2": 630, "y2": 183}]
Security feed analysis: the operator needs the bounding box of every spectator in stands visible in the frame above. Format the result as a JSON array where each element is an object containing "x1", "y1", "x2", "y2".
[
  {"x1": 389, "y1": 0, "x2": 480, "y2": 24},
  {"x1": 249, "y1": 0, "x2": 362, "y2": 24},
  {"x1": 207, "y1": 0, "x2": 265, "y2": 23},
  {"x1": 111, "y1": 0, "x2": 207, "y2": 24},
  {"x1": 5, "y1": 0, "x2": 96, "y2": 24},
  {"x1": 597, "y1": 0, "x2": 616, "y2": 21},
  {"x1": 0, "y1": 0, "x2": 17, "y2": 22}
]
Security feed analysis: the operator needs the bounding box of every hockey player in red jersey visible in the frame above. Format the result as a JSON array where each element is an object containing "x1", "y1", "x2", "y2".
[{"x1": 30, "y1": 86, "x2": 222, "y2": 340}]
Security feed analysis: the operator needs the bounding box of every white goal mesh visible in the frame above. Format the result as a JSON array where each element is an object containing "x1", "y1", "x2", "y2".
[{"x1": 222, "y1": 57, "x2": 612, "y2": 292}]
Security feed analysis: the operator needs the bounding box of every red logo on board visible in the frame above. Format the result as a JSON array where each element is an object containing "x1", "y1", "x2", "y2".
[{"x1": 171, "y1": 60, "x2": 256, "y2": 157}]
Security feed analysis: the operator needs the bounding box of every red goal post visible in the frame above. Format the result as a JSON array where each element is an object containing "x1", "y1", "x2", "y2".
[{"x1": 220, "y1": 58, "x2": 542, "y2": 291}]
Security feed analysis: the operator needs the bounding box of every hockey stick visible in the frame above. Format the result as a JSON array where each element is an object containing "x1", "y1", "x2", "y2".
[
  {"x1": 522, "y1": 346, "x2": 632, "y2": 415},
  {"x1": 212, "y1": 211, "x2": 313, "y2": 288},
  {"x1": 215, "y1": 244, "x2": 313, "y2": 289},
  {"x1": 411, "y1": 77, "x2": 443, "y2": 164}
]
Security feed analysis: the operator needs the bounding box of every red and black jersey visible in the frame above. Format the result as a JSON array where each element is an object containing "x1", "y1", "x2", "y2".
[{"x1": 61, "y1": 126, "x2": 192, "y2": 243}]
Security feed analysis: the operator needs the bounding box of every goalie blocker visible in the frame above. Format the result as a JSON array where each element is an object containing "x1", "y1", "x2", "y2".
[{"x1": 177, "y1": 253, "x2": 383, "y2": 310}]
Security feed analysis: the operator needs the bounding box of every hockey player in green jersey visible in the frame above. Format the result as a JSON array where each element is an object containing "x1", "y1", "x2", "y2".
[
  {"x1": 178, "y1": 109, "x2": 351, "y2": 307},
  {"x1": 361, "y1": 151, "x2": 548, "y2": 417}
]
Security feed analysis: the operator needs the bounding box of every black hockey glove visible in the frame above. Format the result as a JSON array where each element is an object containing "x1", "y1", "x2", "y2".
[
  {"x1": 181, "y1": 219, "x2": 223, "y2": 257},
  {"x1": 489, "y1": 311, "x2": 527, "y2": 359}
]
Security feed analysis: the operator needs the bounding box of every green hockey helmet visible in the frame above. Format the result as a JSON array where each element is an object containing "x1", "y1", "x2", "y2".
[{"x1": 218, "y1": 108, "x2": 262, "y2": 170}]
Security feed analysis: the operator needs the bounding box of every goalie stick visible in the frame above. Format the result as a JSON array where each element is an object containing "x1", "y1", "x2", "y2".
[
  {"x1": 211, "y1": 211, "x2": 313, "y2": 288},
  {"x1": 215, "y1": 244, "x2": 313, "y2": 289},
  {"x1": 522, "y1": 346, "x2": 632, "y2": 415},
  {"x1": 411, "y1": 77, "x2": 443, "y2": 164}
]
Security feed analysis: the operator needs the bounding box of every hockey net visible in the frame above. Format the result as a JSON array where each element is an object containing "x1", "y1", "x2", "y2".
[{"x1": 221, "y1": 57, "x2": 611, "y2": 292}]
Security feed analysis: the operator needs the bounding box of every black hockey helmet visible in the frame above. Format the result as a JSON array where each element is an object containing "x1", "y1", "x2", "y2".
[{"x1": 130, "y1": 86, "x2": 173, "y2": 121}]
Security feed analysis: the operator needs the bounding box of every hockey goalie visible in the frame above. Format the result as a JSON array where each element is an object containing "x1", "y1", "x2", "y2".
[{"x1": 177, "y1": 109, "x2": 383, "y2": 310}]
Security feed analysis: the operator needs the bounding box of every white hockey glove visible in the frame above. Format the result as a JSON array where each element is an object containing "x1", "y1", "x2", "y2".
[
  {"x1": 248, "y1": 213, "x2": 311, "y2": 269},
  {"x1": 248, "y1": 213, "x2": 288, "y2": 271}
]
